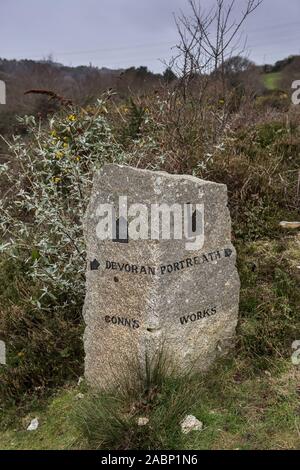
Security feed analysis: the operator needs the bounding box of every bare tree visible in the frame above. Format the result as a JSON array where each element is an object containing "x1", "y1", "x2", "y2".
[
  {"x1": 172, "y1": 0, "x2": 263, "y2": 94},
  {"x1": 163, "y1": 0, "x2": 263, "y2": 163}
]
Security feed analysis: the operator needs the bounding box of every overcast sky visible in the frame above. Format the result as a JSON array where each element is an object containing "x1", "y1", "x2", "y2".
[{"x1": 1, "y1": 0, "x2": 300, "y2": 72}]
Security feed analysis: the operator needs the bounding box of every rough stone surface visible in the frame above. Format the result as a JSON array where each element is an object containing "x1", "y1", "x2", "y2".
[
  {"x1": 181, "y1": 415, "x2": 203, "y2": 434},
  {"x1": 83, "y1": 164, "x2": 240, "y2": 389},
  {"x1": 137, "y1": 417, "x2": 149, "y2": 426},
  {"x1": 75, "y1": 393, "x2": 85, "y2": 400},
  {"x1": 27, "y1": 418, "x2": 39, "y2": 431},
  {"x1": 279, "y1": 221, "x2": 300, "y2": 229}
]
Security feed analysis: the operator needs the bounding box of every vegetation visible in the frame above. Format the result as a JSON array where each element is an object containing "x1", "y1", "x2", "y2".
[
  {"x1": 1, "y1": 357, "x2": 299, "y2": 450},
  {"x1": 263, "y1": 72, "x2": 282, "y2": 91},
  {"x1": 1, "y1": 92, "x2": 299, "y2": 449},
  {"x1": 0, "y1": 0, "x2": 300, "y2": 452}
]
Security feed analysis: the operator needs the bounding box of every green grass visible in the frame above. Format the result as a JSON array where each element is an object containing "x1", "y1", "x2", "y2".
[
  {"x1": 263, "y1": 72, "x2": 282, "y2": 91},
  {"x1": 1, "y1": 359, "x2": 299, "y2": 450},
  {"x1": 184, "y1": 361, "x2": 300, "y2": 450},
  {"x1": 0, "y1": 387, "x2": 81, "y2": 450},
  {"x1": 1, "y1": 235, "x2": 299, "y2": 450},
  {"x1": 237, "y1": 237, "x2": 300, "y2": 361}
]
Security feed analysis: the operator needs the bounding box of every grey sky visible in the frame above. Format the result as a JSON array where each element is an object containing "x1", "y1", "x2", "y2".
[{"x1": 1, "y1": 0, "x2": 300, "y2": 72}]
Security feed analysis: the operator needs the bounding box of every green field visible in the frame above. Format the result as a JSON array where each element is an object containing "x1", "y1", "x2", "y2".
[{"x1": 263, "y1": 72, "x2": 283, "y2": 91}]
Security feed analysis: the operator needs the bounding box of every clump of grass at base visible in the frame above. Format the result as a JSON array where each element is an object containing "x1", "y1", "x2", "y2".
[
  {"x1": 74, "y1": 350, "x2": 204, "y2": 450},
  {"x1": 74, "y1": 376, "x2": 203, "y2": 450},
  {"x1": 73, "y1": 356, "x2": 300, "y2": 450}
]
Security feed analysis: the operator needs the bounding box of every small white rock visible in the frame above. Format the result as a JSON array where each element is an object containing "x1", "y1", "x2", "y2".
[
  {"x1": 137, "y1": 417, "x2": 149, "y2": 426},
  {"x1": 77, "y1": 376, "x2": 83, "y2": 386},
  {"x1": 75, "y1": 393, "x2": 84, "y2": 400},
  {"x1": 181, "y1": 415, "x2": 203, "y2": 434},
  {"x1": 279, "y1": 221, "x2": 300, "y2": 229},
  {"x1": 27, "y1": 418, "x2": 39, "y2": 431}
]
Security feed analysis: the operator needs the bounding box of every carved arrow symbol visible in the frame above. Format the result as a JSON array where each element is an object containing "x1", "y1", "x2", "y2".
[
  {"x1": 90, "y1": 259, "x2": 100, "y2": 271},
  {"x1": 224, "y1": 248, "x2": 233, "y2": 258}
]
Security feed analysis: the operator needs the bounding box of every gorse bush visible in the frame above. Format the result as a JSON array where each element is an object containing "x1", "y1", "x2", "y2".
[
  {"x1": 0, "y1": 97, "x2": 131, "y2": 403},
  {"x1": 121, "y1": 98, "x2": 146, "y2": 143},
  {"x1": 1, "y1": 99, "x2": 126, "y2": 300}
]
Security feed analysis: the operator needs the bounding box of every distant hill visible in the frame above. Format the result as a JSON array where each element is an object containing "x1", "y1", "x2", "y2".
[
  {"x1": 0, "y1": 59, "x2": 162, "y2": 104},
  {"x1": 0, "y1": 58, "x2": 163, "y2": 139},
  {"x1": 1, "y1": 53, "x2": 300, "y2": 140}
]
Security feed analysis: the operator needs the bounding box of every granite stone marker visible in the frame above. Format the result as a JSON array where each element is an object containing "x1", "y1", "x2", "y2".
[{"x1": 83, "y1": 164, "x2": 240, "y2": 388}]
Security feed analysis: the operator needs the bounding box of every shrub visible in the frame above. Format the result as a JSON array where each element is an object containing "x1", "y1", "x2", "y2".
[
  {"x1": 0, "y1": 97, "x2": 128, "y2": 403},
  {"x1": 0, "y1": 253, "x2": 83, "y2": 405}
]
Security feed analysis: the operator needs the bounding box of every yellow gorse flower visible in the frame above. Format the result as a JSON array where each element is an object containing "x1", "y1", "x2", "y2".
[
  {"x1": 52, "y1": 177, "x2": 61, "y2": 183},
  {"x1": 68, "y1": 114, "x2": 76, "y2": 122}
]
